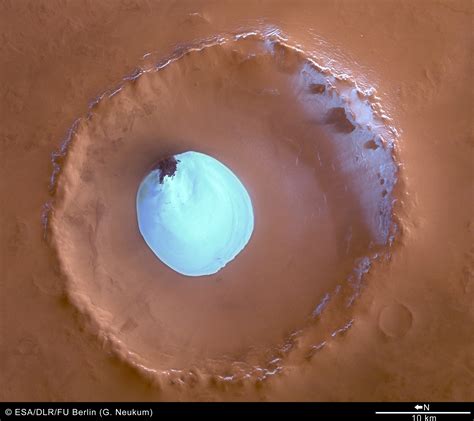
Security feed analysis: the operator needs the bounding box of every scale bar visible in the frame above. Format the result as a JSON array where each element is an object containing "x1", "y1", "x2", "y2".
[{"x1": 376, "y1": 412, "x2": 471, "y2": 415}]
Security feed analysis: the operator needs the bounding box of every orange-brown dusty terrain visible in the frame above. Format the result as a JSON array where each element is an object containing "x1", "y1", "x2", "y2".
[{"x1": 0, "y1": 0, "x2": 472, "y2": 401}]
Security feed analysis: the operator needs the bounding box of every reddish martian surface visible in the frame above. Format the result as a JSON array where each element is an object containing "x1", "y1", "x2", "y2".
[{"x1": 0, "y1": 0, "x2": 472, "y2": 401}]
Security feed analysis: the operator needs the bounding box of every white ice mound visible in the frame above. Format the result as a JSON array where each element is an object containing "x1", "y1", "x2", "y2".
[{"x1": 136, "y1": 151, "x2": 255, "y2": 276}]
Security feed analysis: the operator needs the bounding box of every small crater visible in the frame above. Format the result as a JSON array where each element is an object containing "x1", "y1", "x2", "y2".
[
  {"x1": 309, "y1": 83, "x2": 326, "y2": 94},
  {"x1": 325, "y1": 107, "x2": 355, "y2": 133},
  {"x1": 378, "y1": 303, "x2": 413, "y2": 338},
  {"x1": 364, "y1": 139, "x2": 379, "y2": 150},
  {"x1": 16, "y1": 337, "x2": 40, "y2": 356}
]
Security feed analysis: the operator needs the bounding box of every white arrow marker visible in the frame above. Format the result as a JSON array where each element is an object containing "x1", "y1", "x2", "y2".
[{"x1": 414, "y1": 405, "x2": 423, "y2": 410}]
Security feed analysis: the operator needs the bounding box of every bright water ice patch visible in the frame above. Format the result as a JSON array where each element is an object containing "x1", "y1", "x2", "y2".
[{"x1": 136, "y1": 151, "x2": 254, "y2": 276}]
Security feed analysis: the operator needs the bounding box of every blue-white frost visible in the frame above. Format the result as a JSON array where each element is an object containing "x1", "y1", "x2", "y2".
[{"x1": 136, "y1": 151, "x2": 254, "y2": 276}]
